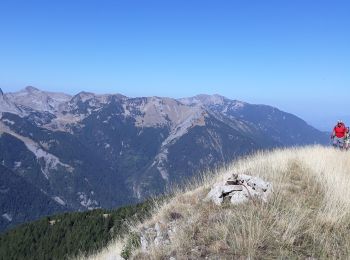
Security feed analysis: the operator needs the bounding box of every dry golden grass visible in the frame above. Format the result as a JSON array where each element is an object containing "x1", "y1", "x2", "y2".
[
  {"x1": 77, "y1": 240, "x2": 125, "y2": 260},
  {"x1": 89, "y1": 146, "x2": 350, "y2": 259}
]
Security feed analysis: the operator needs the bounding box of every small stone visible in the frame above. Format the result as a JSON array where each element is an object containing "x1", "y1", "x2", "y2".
[
  {"x1": 220, "y1": 185, "x2": 243, "y2": 198},
  {"x1": 222, "y1": 185, "x2": 243, "y2": 193},
  {"x1": 140, "y1": 235, "x2": 149, "y2": 251},
  {"x1": 245, "y1": 176, "x2": 271, "y2": 193},
  {"x1": 205, "y1": 186, "x2": 223, "y2": 205},
  {"x1": 231, "y1": 173, "x2": 239, "y2": 180},
  {"x1": 169, "y1": 212, "x2": 183, "y2": 220},
  {"x1": 154, "y1": 236, "x2": 163, "y2": 246},
  {"x1": 155, "y1": 223, "x2": 161, "y2": 236},
  {"x1": 230, "y1": 192, "x2": 249, "y2": 204},
  {"x1": 226, "y1": 179, "x2": 238, "y2": 185}
]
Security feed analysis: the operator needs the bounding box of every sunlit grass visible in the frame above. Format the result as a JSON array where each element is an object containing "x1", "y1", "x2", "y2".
[{"x1": 89, "y1": 146, "x2": 350, "y2": 259}]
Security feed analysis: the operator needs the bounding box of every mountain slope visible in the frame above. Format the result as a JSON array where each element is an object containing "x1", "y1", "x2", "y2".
[
  {"x1": 93, "y1": 146, "x2": 350, "y2": 259},
  {"x1": 0, "y1": 164, "x2": 67, "y2": 232},
  {"x1": 181, "y1": 94, "x2": 327, "y2": 145},
  {"x1": 0, "y1": 87, "x2": 328, "y2": 231}
]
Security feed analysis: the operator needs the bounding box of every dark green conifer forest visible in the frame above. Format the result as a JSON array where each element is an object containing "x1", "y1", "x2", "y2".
[{"x1": 0, "y1": 200, "x2": 154, "y2": 260}]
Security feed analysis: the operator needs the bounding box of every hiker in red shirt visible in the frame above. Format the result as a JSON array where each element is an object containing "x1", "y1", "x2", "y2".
[{"x1": 331, "y1": 120, "x2": 347, "y2": 149}]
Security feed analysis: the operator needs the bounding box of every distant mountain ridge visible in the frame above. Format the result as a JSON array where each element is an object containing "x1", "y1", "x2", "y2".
[{"x1": 0, "y1": 86, "x2": 328, "y2": 231}]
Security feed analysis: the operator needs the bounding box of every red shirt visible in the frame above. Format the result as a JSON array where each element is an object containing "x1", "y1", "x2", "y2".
[{"x1": 334, "y1": 124, "x2": 346, "y2": 138}]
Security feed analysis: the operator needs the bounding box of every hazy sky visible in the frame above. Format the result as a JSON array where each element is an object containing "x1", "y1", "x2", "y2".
[{"x1": 0, "y1": 0, "x2": 349, "y2": 129}]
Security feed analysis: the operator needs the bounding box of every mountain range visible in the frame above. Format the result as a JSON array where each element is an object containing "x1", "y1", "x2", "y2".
[{"x1": 0, "y1": 86, "x2": 328, "y2": 231}]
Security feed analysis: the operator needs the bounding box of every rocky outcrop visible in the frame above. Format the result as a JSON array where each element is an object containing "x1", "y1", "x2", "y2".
[
  {"x1": 205, "y1": 173, "x2": 272, "y2": 205},
  {"x1": 137, "y1": 173, "x2": 272, "y2": 254}
]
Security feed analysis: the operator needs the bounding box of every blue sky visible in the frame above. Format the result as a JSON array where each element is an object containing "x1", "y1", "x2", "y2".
[{"x1": 0, "y1": 0, "x2": 349, "y2": 129}]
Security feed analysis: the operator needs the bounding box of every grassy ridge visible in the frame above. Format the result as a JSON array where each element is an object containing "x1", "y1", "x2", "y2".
[
  {"x1": 98, "y1": 146, "x2": 350, "y2": 259},
  {"x1": 0, "y1": 200, "x2": 155, "y2": 260}
]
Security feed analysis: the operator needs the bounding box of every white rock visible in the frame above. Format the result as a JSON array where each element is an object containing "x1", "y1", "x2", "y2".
[
  {"x1": 140, "y1": 235, "x2": 149, "y2": 251},
  {"x1": 230, "y1": 192, "x2": 249, "y2": 204},
  {"x1": 155, "y1": 223, "x2": 162, "y2": 237},
  {"x1": 206, "y1": 174, "x2": 272, "y2": 205},
  {"x1": 244, "y1": 175, "x2": 270, "y2": 193},
  {"x1": 154, "y1": 236, "x2": 163, "y2": 246},
  {"x1": 222, "y1": 185, "x2": 243, "y2": 193},
  {"x1": 205, "y1": 186, "x2": 223, "y2": 205}
]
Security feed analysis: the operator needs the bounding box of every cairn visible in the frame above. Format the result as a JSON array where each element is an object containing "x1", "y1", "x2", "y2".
[{"x1": 205, "y1": 173, "x2": 272, "y2": 205}]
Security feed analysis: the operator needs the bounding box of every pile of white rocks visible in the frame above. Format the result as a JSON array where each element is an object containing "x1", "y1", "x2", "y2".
[{"x1": 205, "y1": 173, "x2": 272, "y2": 205}]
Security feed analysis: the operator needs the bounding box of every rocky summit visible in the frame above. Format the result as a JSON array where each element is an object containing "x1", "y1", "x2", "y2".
[{"x1": 0, "y1": 87, "x2": 327, "y2": 231}]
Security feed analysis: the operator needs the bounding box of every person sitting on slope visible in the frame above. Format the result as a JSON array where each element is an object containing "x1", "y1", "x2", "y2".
[
  {"x1": 345, "y1": 127, "x2": 350, "y2": 150},
  {"x1": 331, "y1": 120, "x2": 347, "y2": 149}
]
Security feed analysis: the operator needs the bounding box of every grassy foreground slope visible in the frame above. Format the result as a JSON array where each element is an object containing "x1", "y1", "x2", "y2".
[{"x1": 91, "y1": 146, "x2": 350, "y2": 259}]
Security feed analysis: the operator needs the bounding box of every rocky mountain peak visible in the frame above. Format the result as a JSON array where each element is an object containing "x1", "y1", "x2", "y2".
[
  {"x1": 5, "y1": 86, "x2": 71, "y2": 114},
  {"x1": 197, "y1": 94, "x2": 227, "y2": 105},
  {"x1": 24, "y1": 86, "x2": 40, "y2": 93},
  {"x1": 0, "y1": 88, "x2": 3, "y2": 96},
  {"x1": 179, "y1": 94, "x2": 228, "y2": 106},
  {"x1": 72, "y1": 91, "x2": 101, "y2": 104},
  {"x1": 76, "y1": 91, "x2": 95, "y2": 97}
]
